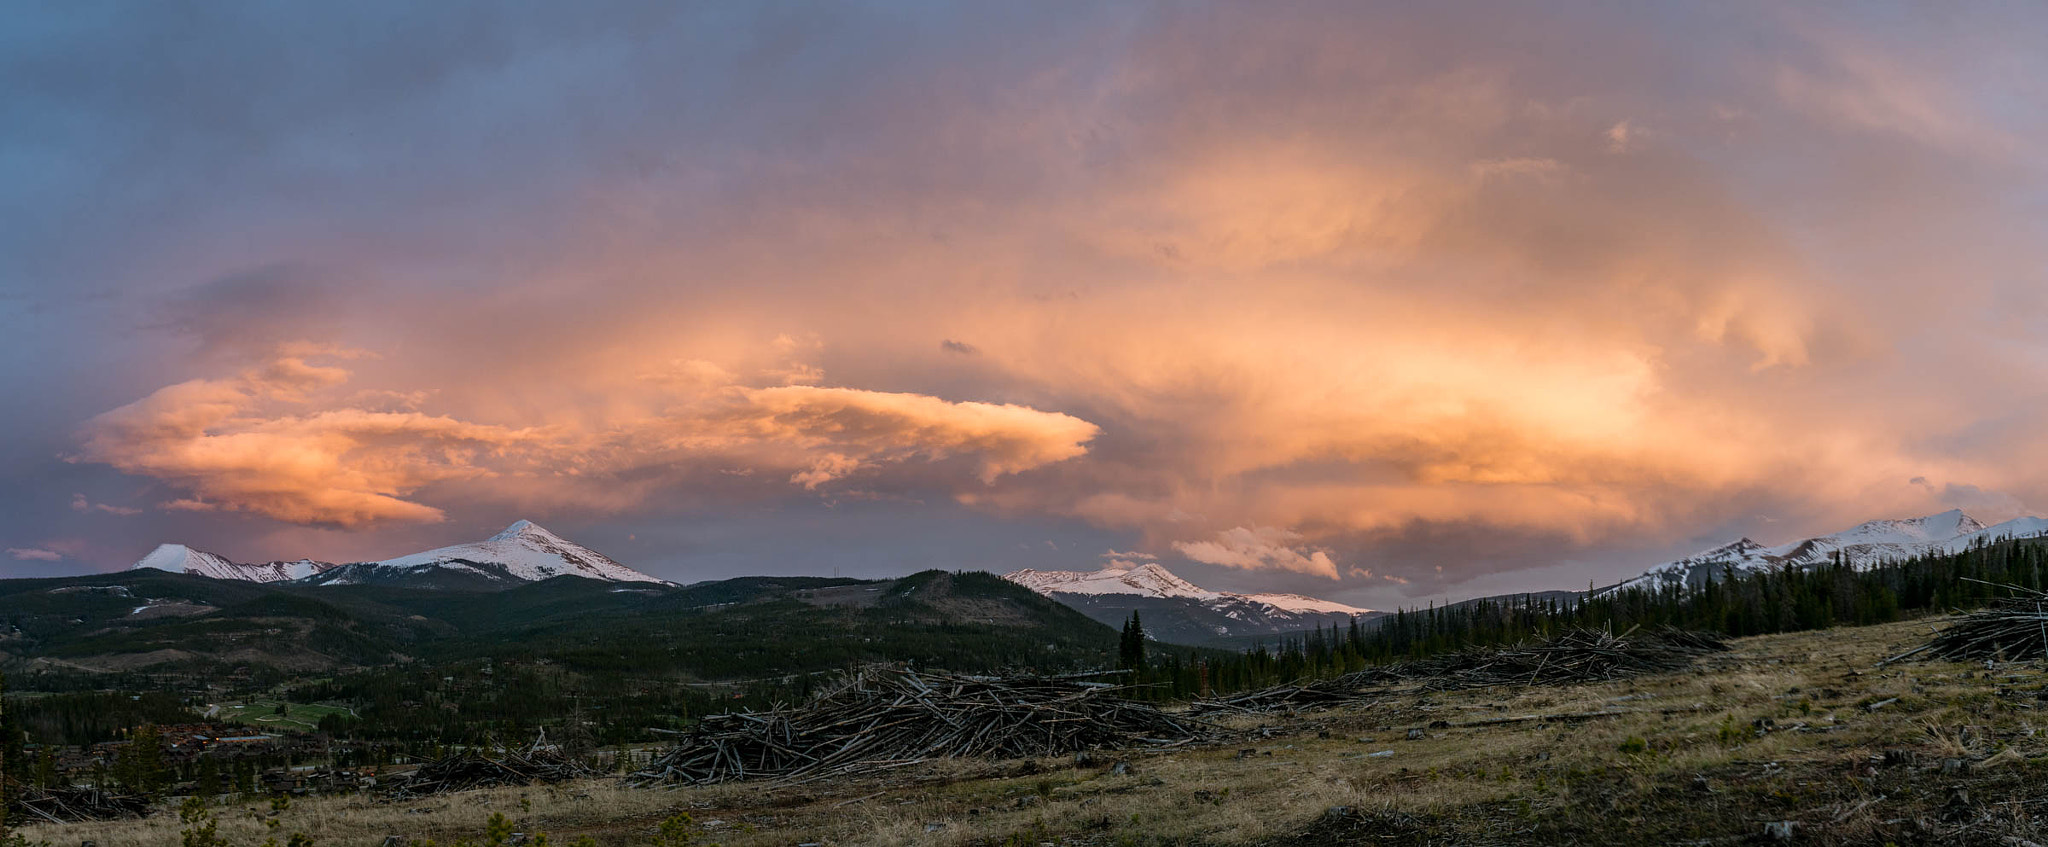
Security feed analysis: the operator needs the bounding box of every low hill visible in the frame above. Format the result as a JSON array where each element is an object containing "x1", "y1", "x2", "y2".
[{"x1": 0, "y1": 567, "x2": 1119, "y2": 682}]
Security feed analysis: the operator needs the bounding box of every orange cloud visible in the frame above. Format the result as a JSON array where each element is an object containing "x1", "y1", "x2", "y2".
[
  {"x1": 75, "y1": 349, "x2": 1101, "y2": 528},
  {"x1": 720, "y1": 386, "x2": 1099, "y2": 484},
  {"x1": 1175, "y1": 526, "x2": 1340, "y2": 580},
  {"x1": 76, "y1": 355, "x2": 536, "y2": 528}
]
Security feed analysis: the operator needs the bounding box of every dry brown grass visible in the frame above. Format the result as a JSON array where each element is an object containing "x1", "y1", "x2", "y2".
[{"x1": 23, "y1": 618, "x2": 2048, "y2": 846}]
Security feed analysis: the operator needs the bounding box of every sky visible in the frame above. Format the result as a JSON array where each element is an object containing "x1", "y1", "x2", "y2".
[{"x1": 3, "y1": 2, "x2": 2047, "y2": 609}]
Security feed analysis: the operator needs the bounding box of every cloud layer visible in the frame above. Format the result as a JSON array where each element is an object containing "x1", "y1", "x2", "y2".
[
  {"x1": 75, "y1": 350, "x2": 1099, "y2": 529},
  {"x1": 8, "y1": 3, "x2": 2048, "y2": 602}
]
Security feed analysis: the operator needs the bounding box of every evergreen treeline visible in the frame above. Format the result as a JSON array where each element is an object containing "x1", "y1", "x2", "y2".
[
  {"x1": 5, "y1": 691, "x2": 197, "y2": 747},
  {"x1": 1162, "y1": 536, "x2": 2048, "y2": 697}
]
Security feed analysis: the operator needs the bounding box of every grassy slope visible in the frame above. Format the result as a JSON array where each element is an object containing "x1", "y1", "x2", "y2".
[{"x1": 30, "y1": 616, "x2": 2048, "y2": 846}]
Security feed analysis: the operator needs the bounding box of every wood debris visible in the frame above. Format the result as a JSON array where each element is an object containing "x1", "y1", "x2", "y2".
[
  {"x1": 630, "y1": 666, "x2": 1211, "y2": 785},
  {"x1": 382, "y1": 737, "x2": 601, "y2": 799},
  {"x1": 8, "y1": 786, "x2": 153, "y2": 823},
  {"x1": 1887, "y1": 587, "x2": 2048, "y2": 664}
]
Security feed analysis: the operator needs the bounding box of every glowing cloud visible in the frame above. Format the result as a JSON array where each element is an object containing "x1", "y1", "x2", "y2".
[
  {"x1": 74, "y1": 350, "x2": 1100, "y2": 529},
  {"x1": 1176, "y1": 527, "x2": 1341, "y2": 581},
  {"x1": 75, "y1": 354, "x2": 537, "y2": 528}
]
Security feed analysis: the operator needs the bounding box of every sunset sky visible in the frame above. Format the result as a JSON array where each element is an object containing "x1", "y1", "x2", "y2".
[{"x1": 4, "y1": 2, "x2": 2046, "y2": 608}]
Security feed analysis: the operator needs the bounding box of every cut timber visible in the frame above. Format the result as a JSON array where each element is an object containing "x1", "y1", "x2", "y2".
[{"x1": 631, "y1": 666, "x2": 1211, "y2": 785}]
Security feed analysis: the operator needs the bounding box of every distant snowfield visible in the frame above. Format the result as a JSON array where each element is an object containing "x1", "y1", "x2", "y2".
[
  {"x1": 1004, "y1": 561, "x2": 1373, "y2": 616},
  {"x1": 1609, "y1": 509, "x2": 2048, "y2": 594},
  {"x1": 132, "y1": 543, "x2": 330, "y2": 583},
  {"x1": 129, "y1": 520, "x2": 671, "y2": 588}
]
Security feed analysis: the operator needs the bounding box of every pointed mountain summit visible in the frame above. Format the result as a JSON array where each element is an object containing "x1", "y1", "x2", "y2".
[
  {"x1": 308, "y1": 520, "x2": 670, "y2": 587},
  {"x1": 1609, "y1": 508, "x2": 2048, "y2": 594}
]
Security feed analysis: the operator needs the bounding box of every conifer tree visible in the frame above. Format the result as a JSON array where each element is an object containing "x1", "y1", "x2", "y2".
[
  {"x1": 115, "y1": 724, "x2": 170, "y2": 798},
  {"x1": 1118, "y1": 612, "x2": 1148, "y2": 672}
]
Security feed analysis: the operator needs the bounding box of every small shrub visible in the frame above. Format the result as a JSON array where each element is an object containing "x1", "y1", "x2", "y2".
[
  {"x1": 653, "y1": 812, "x2": 709, "y2": 847},
  {"x1": 486, "y1": 812, "x2": 516, "y2": 846},
  {"x1": 1715, "y1": 715, "x2": 1746, "y2": 746},
  {"x1": 180, "y1": 798, "x2": 228, "y2": 847}
]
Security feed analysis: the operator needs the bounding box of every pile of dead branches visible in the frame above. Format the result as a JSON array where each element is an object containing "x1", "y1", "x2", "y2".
[
  {"x1": 631, "y1": 666, "x2": 1210, "y2": 785},
  {"x1": 1195, "y1": 627, "x2": 1729, "y2": 714},
  {"x1": 382, "y1": 741, "x2": 602, "y2": 798},
  {"x1": 1888, "y1": 589, "x2": 2048, "y2": 664},
  {"x1": 7, "y1": 786, "x2": 153, "y2": 823}
]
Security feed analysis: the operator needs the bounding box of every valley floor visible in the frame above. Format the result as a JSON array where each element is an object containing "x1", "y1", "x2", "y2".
[{"x1": 24, "y1": 617, "x2": 2048, "y2": 846}]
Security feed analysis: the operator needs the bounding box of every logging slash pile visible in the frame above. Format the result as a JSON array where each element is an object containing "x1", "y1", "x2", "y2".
[
  {"x1": 382, "y1": 741, "x2": 602, "y2": 799},
  {"x1": 7, "y1": 786, "x2": 153, "y2": 823},
  {"x1": 1195, "y1": 627, "x2": 1729, "y2": 714},
  {"x1": 1888, "y1": 590, "x2": 2048, "y2": 664},
  {"x1": 631, "y1": 667, "x2": 1211, "y2": 785}
]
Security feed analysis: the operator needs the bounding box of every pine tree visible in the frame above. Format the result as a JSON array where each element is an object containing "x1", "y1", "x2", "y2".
[
  {"x1": 1118, "y1": 612, "x2": 1148, "y2": 672},
  {"x1": 196, "y1": 756, "x2": 223, "y2": 797},
  {"x1": 115, "y1": 724, "x2": 170, "y2": 798}
]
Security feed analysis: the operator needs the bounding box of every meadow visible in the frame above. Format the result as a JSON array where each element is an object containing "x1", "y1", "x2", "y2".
[{"x1": 24, "y1": 617, "x2": 2048, "y2": 846}]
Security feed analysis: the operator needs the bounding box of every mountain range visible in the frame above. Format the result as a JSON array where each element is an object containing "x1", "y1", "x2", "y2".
[
  {"x1": 130, "y1": 520, "x2": 670, "y2": 590},
  {"x1": 1606, "y1": 509, "x2": 2048, "y2": 594},
  {"x1": 114, "y1": 507, "x2": 2048, "y2": 645},
  {"x1": 1003, "y1": 561, "x2": 1377, "y2": 644}
]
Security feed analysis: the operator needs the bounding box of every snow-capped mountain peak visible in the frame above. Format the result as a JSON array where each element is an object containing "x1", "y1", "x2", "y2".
[
  {"x1": 491, "y1": 519, "x2": 556, "y2": 544},
  {"x1": 359, "y1": 520, "x2": 670, "y2": 586},
  {"x1": 1002, "y1": 561, "x2": 1373, "y2": 641},
  {"x1": 128, "y1": 520, "x2": 670, "y2": 589},
  {"x1": 131, "y1": 544, "x2": 332, "y2": 583},
  {"x1": 1005, "y1": 562, "x2": 1222, "y2": 602},
  {"x1": 1611, "y1": 509, "x2": 2046, "y2": 594}
]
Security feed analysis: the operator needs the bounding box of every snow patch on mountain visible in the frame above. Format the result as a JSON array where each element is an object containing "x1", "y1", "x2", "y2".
[
  {"x1": 127, "y1": 521, "x2": 670, "y2": 589},
  {"x1": 1003, "y1": 562, "x2": 1371, "y2": 615},
  {"x1": 1610, "y1": 509, "x2": 2048, "y2": 594},
  {"x1": 1005, "y1": 562, "x2": 1222, "y2": 602},
  {"x1": 366, "y1": 520, "x2": 669, "y2": 585},
  {"x1": 1239, "y1": 592, "x2": 1376, "y2": 615},
  {"x1": 131, "y1": 544, "x2": 332, "y2": 583}
]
